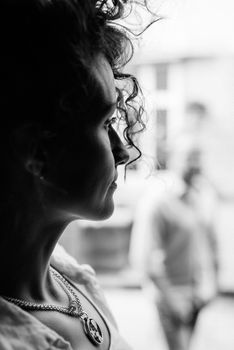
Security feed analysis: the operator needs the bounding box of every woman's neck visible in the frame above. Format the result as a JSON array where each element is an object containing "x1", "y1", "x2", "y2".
[{"x1": 0, "y1": 208, "x2": 69, "y2": 302}]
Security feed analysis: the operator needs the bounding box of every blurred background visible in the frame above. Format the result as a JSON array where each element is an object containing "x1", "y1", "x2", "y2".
[{"x1": 59, "y1": 0, "x2": 234, "y2": 349}]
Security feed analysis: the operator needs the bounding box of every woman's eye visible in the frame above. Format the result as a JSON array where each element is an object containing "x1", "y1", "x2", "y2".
[{"x1": 104, "y1": 116, "x2": 117, "y2": 131}]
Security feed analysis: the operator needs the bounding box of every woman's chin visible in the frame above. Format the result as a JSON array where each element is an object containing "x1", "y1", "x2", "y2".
[
  {"x1": 59, "y1": 193, "x2": 115, "y2": 221},
  {"x1": 89, "y1": 195, "x2": 115, "y2": 221},
  {"x1": 92, "y1": 200, "x2": 115, "y2": 221}
]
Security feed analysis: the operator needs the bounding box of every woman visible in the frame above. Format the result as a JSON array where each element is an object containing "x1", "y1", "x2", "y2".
[{"x1": 0, "y1": 0, "x2": 148, "y2": 349}]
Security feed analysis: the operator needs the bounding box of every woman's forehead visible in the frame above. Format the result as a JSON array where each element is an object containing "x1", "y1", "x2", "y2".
[
  {"x1": 91, "y1": 55, "x2": 117, "y2": 108},
  {"x1": 62, "y1": 55, "x2": 117, "y2": 125}
]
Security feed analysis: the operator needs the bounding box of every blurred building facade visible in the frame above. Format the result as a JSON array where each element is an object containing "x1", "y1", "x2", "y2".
[{"x1": 132, "y1": 46, "x2": 234, "y2": 196}]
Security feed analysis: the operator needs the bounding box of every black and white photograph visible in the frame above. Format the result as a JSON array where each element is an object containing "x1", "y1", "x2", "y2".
[{"x1": 0, "y1": 1, "x2": 234, "y2": 350}]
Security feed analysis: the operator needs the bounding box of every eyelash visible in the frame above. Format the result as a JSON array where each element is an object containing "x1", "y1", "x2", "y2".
[{"x1": 104, "y1": 116, "x2": 117, "y2": 130}]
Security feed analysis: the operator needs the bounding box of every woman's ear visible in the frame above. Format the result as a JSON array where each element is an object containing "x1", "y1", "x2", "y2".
[
  {"x1": 11, "y1": 124, "x2": 48, "y2": 179},
  {"x1": 25, "y1": 146, "x2": 47, "y2": 179}
]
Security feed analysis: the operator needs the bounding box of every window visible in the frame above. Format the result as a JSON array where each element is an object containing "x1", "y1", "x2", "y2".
[
  {"x1": 156, "y1": 109, "x2": 168, "y2": 170},
  {"x1": 156, "y1": 63, "x2": 168, "y2": 90}
]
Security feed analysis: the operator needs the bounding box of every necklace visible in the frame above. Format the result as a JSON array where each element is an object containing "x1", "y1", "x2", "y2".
[{"x1": 3, "y1": 266, "x2": 104, "y2": 347}]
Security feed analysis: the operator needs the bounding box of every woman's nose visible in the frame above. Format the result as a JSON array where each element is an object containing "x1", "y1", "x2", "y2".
[
  {"x1": 110, "y1": 129, "x2": 130, "y2": 166},
  {"x1": 115, "y1": 146, "x2": 130, "y2": 166}
]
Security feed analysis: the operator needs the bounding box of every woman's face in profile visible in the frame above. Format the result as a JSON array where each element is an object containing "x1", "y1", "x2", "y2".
[{"x1": 45, "y1": 55, "x2": 129, "y2": 220}]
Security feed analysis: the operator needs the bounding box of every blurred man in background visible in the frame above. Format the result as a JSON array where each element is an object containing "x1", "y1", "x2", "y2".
[{"x1": 130, "y1": 144, "x2": 218, "y2": 350}]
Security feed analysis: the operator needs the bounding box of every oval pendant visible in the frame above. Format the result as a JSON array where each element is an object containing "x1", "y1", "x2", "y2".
[{"x1": 81, "y1": 315, "x2": 104, "y2": 346}]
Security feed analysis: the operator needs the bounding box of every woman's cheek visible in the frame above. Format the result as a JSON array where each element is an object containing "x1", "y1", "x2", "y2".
[
  {"x1": 91, "y1": 128, "x2": 112, "y2": 155},
  {"x1": 81, "y1": 128, "x2": 115, "y2": 176}
]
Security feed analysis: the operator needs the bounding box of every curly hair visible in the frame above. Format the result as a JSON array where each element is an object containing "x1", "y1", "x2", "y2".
[
  {"x1": 95, "y1": 0, "x2": 148, "y2": 165},
  {"x1": 0, "y1": 0, "x2": 157, "y2": 166}
]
